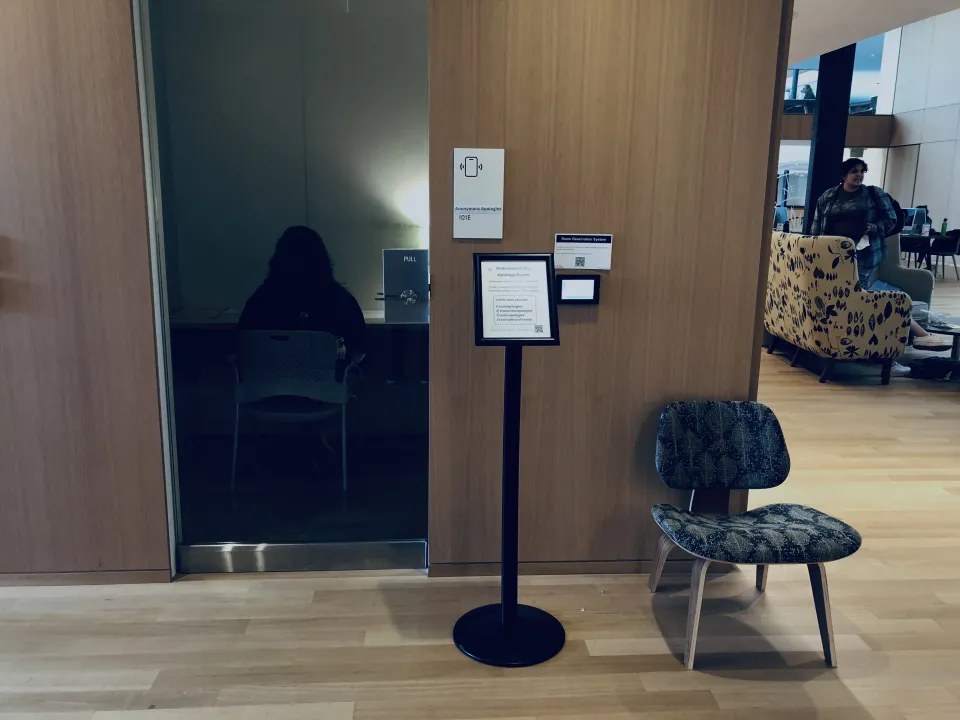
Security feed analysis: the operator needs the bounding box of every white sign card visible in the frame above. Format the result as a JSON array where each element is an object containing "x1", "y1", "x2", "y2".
[
  {"x1": 554, "y1": 234, "x2": 613, "y2": 270},
  {"x1": 453, "y1": 148, "x2": 505, "y2": 239},
  {"x1": 474, "y1": 254, "x2": 559, "y2": 346}
]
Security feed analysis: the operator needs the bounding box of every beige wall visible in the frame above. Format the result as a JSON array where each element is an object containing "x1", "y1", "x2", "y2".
[
  {"x1": 884, "y1": 145, "x2": 921, "y2": 205},
  {"x1": 154, "y1": 0, "x2": 428, "y2": 313},
  {"x1": 889, "y1": 9, "x2": 960, "y2": 223}
]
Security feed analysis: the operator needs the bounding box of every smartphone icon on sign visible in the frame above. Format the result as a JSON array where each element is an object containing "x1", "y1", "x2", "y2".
[{"x1": 465, "y1": 156, "x2": 479, "y2": 177}]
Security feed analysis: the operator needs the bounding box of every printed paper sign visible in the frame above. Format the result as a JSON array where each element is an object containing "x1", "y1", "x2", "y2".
[
  {"x1": 478, "y1": 259, "x2": 552, "y2": 341},
  {"x1": 554, "y1": 234, "x2": 613, "y2": 270},
  {"x1": 453, "y1": 148, "x2": 505, "y2": 239}
]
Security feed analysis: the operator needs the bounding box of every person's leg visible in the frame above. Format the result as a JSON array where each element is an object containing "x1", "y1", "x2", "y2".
[
  {"x1": 860, "y1": 273, "x2": 949, "y2": 349},
  {"x1": 912, "y1": 320, "x2": 953, "y2": 350}
]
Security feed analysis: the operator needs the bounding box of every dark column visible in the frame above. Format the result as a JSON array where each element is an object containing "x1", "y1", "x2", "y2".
[{"x1": 804, "y1": 44, "x2": 856, "y2": 234}]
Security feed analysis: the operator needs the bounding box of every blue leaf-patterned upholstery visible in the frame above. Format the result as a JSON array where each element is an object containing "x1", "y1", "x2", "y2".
[
  {"x1": 653, "y1": 401, "x2": 861, "y2": 567},
  {"x1": 656, "y1": 401, "x2": 790, "y2": 490},
  {"x1": 651, "y1": 503, "x2": 862, "y2": 564}
]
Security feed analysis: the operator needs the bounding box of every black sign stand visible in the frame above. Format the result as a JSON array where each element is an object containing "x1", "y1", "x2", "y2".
[{"x1": 453, "y1": 254, "x2": 565, "y2": 668}]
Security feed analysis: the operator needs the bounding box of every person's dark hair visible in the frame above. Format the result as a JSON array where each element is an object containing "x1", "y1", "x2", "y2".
[
  {"x1": 841, "y1": 158, "x2": 868, "y2": 177},
  {"x1": 268, "y1": 226, "x2": 336, "y2": 286}
]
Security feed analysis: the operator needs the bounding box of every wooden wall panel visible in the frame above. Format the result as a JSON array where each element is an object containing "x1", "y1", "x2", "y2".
[
  {"x1": 0, "y1": 0, "x2": 170, "y2": 574},
  {"x1": 429, "y1": 0, "x2": 791, "y2": 566},
  {"x1": 780, "y1": 113, "x2": 895, "y2": 147}
]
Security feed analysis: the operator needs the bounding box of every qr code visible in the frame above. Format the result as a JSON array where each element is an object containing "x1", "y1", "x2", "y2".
[
  {"x1": 534, "y1": 324, "x2": 544, "y2": 334},
  {"x1": 574, "y1": 256, "x2": 586, "y2": 268}
]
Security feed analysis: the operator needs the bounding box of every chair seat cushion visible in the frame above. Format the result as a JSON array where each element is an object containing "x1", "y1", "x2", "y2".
[{"x1": 651, "y1": 503, "x2": 862, "y2": 564}]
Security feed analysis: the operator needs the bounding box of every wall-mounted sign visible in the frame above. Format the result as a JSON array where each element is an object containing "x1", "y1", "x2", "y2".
[
  {"x1": 554, "y1": 233, "x2": 613, "y2": 270},
  {"x1": 473, "y1": 253, "x2": 559, "y2": 346},
  {"x1": 382, "y1": 248, "x2": 429, "y2": 324},
  {"x1": 454, "y1": 148, "x2": 504, "y2": 239}
]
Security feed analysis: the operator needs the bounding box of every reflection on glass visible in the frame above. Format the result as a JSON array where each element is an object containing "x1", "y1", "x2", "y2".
[
  {"x1": 784, "y1": 57, "x2": 819, "y2": 115},
  {"x1": 851, "y1": 34, "x2": 883, "y2": 115},
  {"x1": 776, "y1": 141, "x2": 811, "y2": 231},
  {"x1": 151, "y1": 0, "x2": 429, "y2": 551},
  {"x1": 784, "y1": 29, "x2": 901, "y2": 116}
]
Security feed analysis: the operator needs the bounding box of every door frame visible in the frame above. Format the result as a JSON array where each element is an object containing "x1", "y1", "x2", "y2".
[
  {"x1": 132, "y1": 0, "x2": 182, "y2": 574},
  {"x1": 130, "y1": 0, "x2": 428, "y2": 573}
]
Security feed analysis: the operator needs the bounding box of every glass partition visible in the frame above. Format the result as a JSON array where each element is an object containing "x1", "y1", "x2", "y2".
[
  {"x1": 784, "y1": 30, "x2": 901, "y2": 116},
  {"x1": 148, "y1": 0, "x2": 429, "y2": 570}
]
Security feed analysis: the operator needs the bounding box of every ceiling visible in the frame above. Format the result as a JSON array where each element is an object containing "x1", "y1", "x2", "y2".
[{"x1": 789, "y1": 0, "x2": 960, "y2": 64}]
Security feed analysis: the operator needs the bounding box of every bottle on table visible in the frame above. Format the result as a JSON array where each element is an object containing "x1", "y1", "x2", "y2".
[{"x1": 941, "y1": 218, "x2": 949, "y2": 235}]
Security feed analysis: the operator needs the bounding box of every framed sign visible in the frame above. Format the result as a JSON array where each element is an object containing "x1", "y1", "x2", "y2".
[{"x1": 473, "y1": 253, "x2": 560, "y2": 346}]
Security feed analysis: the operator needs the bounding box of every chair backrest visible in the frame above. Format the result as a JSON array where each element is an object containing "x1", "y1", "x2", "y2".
[
  {"x1": 765, "y1": 232, "x2": 857, "y2": 353},
  {"x1": 237, "y1": 330, "x2": 346, "y2": 405},
  {"x1": 876, "y1": 235, "x2": 934, "y2": 308},
  {"x1": 656, "y1": 401, "x2": 790, "y2": 491},
  {"x1": 931, "y1": 231, "x2": 960, "y2": 254}
]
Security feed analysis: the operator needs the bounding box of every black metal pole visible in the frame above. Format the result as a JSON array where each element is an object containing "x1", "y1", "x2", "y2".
[
  {"x1": 500, "y1": 345, "x2": 522, "y2": 632},
  {"x1": 452, "y1": 335, "x2": 564, "y2": 668}
]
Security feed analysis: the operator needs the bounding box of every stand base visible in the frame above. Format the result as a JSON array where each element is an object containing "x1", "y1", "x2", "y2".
[{"x1": 453, "y1": 603, "x2": 565, "y2": 667}]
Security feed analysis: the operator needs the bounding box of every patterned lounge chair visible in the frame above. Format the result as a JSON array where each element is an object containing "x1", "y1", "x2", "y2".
[
  {"x1": 764, "y1": 232, "x2": 911, "y2": 384},
  {"x1": 649, "y1": 400, "x2": 862, "y2": 669}
]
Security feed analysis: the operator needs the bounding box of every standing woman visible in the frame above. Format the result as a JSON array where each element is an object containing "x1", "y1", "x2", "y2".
[
  {"x1": 809, "y1": 158, "x2": 897, "y2": 286},
  {"x1": 809, "y1": 158, "x2": 950, "y2": 353}
]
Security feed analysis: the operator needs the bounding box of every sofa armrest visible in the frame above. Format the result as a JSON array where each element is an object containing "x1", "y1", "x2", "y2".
[
  {"x1": 880, "y1": 264, "x2": 934, "y2": 307},
  {"x1": 827, "y1": 290, "x2": 911, "y2": 360}
]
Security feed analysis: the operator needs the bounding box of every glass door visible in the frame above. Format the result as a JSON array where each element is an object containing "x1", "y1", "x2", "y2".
[{"x1": 140, "y1": 0, "x2": 429, "y2": 572}]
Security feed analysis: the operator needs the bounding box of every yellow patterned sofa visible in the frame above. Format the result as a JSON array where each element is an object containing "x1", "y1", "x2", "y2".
[{"x1": 764, "y1": 233, "x2": 911, "y2": 384}]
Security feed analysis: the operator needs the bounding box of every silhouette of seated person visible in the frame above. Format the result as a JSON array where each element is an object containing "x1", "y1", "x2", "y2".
[{"x1": 239, "y1": 226, "x2": 367, "y2": 374}]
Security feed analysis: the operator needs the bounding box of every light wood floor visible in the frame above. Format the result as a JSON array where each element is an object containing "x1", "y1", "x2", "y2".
[{"x1": 2, "y1": 286, "x2": 959, "y2": 719}]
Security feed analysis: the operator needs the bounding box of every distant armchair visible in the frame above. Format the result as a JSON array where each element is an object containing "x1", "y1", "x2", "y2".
[
  {"x1": 864, "y1": 234, "x2": 934, "y2": 308},
  {"x1": 764, "y1": 233, "x2": 911, "y2": 384},
  {"x1": 649, "y1": 401, "x2": 862, "y2": 669}
]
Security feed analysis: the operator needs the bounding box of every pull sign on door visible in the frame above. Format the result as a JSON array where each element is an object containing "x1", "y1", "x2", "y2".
[{"x1": 453, "y1": 148, "x2": 505, "y2": 239}]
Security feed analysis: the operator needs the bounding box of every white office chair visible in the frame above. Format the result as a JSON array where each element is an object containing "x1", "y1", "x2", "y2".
[{"x1": 231, "y1": 331, "x2": 356, "y2": 495}]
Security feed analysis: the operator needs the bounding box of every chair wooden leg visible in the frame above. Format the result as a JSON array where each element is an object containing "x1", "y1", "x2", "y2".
[
  {"x1": 649, "y1": 533, "x2": 676, "y2": 593},
  {"x1": 790, "y1": 346, "x2": 803, "y2": 367},
  {"x1": 766, "y1": 336, "x2": 778, "y2": 355},
  {"x1": 880, "y1": 357, "x2": 892, "y2": 385},
  {"x1": 953, "y1": 255, "x2": 959, "y2": 281},
  {"x1": 684, "y1": 558, "x2": 711, "y2": 669},
  {"x1": 808, "y1": 562, "x2": 837, "y2": 668},
  {"x1": 756, "y1": 564, "x2": 769, "y2": 592},
  {"x1": 819, "y1": 359, "x2": 835, "y2": 383}
]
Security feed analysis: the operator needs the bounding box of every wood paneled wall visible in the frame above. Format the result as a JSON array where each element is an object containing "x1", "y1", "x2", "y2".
[
  {"x1": 780, "y1": 113, "x2": 896, "y2": 147},
  {"x1": 429, "y1": 0, "x2": 792, "y2": 569},
  {"x1": 0, "y1": 0, "x2": 170, "y2": 576}
]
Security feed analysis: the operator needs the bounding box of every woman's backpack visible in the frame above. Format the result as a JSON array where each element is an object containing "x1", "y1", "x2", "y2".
[{"x1": 868, "y1": 186, "x2": 905, "y2": 237}]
